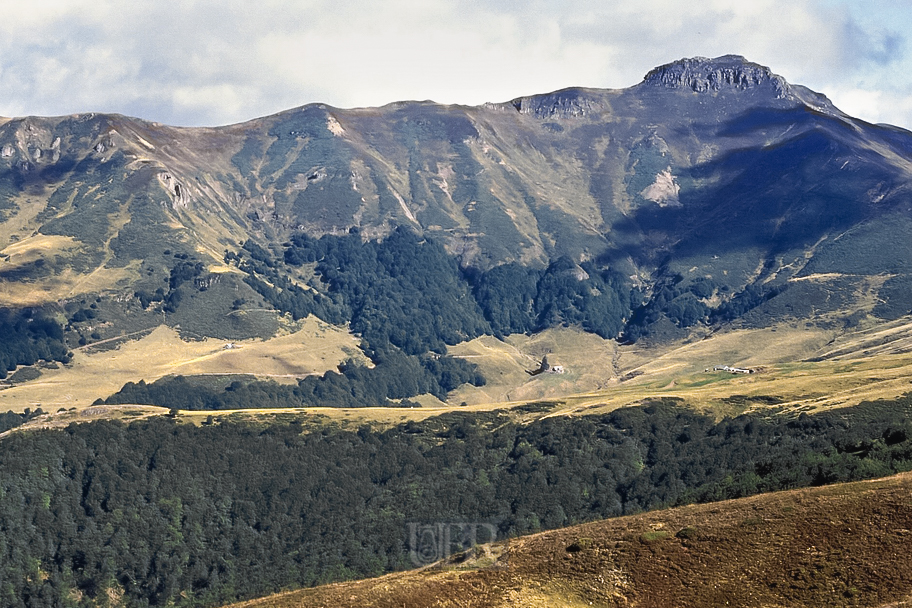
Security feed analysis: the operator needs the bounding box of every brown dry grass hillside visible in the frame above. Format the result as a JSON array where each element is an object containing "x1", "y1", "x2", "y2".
[{"x1": 226, "y1": 473, "x2": 912, "y2": 608}]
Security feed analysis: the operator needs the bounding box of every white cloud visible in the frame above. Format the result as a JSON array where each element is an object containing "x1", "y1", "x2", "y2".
[
  {"x1": 0, "y1": 0, "x2": 909, "y2": 127},
  {"x1": 831, "y1": 88, "x2": 884, "y2": 122},
  {"x1": 825, "y1": 86, "x2": 912, "y2": 130}
]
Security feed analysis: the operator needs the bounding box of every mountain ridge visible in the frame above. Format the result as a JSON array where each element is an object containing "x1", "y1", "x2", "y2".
[{"x1": 4, "y1": 55, "x2": 912, "y2": 406}]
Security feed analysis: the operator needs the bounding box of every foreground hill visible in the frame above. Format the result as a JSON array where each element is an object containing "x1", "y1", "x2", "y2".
[{"x1": 228, "y1": 472, "x2": 912, "y2": 608}]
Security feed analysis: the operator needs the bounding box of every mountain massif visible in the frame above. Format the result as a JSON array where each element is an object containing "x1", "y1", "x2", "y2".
[
  {"x1": 2, "y1": 55, "x2": 912, "y2": 411},
  {"x1": 4, "y1": 54, "x2": 912, "y2": 330},
  {"x1": 5, "y1": 55, "x2": 912, "y2": 608}
]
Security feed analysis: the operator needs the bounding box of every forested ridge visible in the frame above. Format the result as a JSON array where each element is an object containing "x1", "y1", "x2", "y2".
[
  {"x1": 280, "y1": 228, "x2": 631, "y2": 345},
  {"x1": 3, "y1": 397, "x2": 912, "y2": 606}
]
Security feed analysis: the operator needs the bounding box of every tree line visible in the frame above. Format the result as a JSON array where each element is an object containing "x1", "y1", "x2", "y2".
[{"x1": 100, "y1": 347, "x2": 484, "y2": 410}]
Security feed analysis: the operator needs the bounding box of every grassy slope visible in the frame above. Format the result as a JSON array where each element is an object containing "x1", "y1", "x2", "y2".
[
  {"x1": 8, "y1": 313, "x2": 912, "y2": 433},
  {"x1": 450, "y1": 316, "x2": 912, "y2": 420},
  {"x1": 0, "y1": 316, "x2": 367, "y2": 412},
  {"x1": 0, "y1": 232, "x2": 138, "y2": 305},
  {"x1": 225, "y1": 471, "x2": 912, "y2": 608}
]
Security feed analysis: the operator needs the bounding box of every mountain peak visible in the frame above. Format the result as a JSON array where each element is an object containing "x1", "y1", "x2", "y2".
[{"x1": 642, "y1": 55, "x2": 793, "y2": 98}]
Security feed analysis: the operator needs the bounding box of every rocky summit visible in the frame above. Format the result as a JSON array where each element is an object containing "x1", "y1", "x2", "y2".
[{"x1": 642, "y1": 54, "x2": 794, "y2": 96}]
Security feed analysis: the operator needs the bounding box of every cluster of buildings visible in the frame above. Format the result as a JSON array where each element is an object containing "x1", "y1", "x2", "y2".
[{"x1": 707, "y1": 365, "x2": 754, "y2": 374}]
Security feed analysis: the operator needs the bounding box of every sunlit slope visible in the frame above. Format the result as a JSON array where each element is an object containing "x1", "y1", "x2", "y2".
[
  {"x1": 9, "y1": 316, "x2": 912, "y2": 427},
  {"x1": 224, "y1": 472, "x2": 912, "y2": 608},
  {"x1": 0, "y1": 318, "x2": 366, "y2": 412}
]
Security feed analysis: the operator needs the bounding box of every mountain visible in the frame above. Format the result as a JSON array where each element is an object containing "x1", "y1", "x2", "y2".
[
  {"x1": 6, "y1": 55, "x2": 912, "y2": 607},
  {"x1": 4, "y1": 54, "x2": 912, "y2": 406}
]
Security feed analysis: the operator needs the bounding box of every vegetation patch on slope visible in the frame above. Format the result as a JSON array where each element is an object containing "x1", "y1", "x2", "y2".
[
  {"x1": 197, "y1": 228, "x2": 634, "y2": 407},
  {"x1": 0, "y1": 307, "x2": 70, "y2": 378}
]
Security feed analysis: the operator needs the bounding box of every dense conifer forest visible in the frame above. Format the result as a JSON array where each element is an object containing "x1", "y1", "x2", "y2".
[
  {"x1": 2, "y1": 398, "x2": 912, "y2": 606},
  {"x1": 0, "y1": 309, "x2": 70, "y2": 380}
]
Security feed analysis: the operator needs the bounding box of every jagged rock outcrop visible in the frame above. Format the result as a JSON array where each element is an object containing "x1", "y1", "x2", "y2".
[
  {"x1": 50, "y1": 137, "x2": 61, "y2": 162},
  {"x1": 94, "y1": 137, "x2": 114, "y2": 154},
  {"x1": 509, "y1": 88, "x2": 606, "y2": 119},
  {"x1": 642, "y1": 55, "x2": 793, "y2": 99},
  {"x1": 157, "y1": 172, "x2": 189, "y2": 209}
]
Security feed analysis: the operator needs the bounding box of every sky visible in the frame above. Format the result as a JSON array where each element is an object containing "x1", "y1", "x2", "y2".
[{"x1": 1, "y1": 0, "x2": 911, "y2": 128}]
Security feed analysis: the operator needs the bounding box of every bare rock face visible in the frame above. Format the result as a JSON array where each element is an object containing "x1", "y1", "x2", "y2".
[
  {"x1": 510, "y1": 88, "x2": 606, "y2": 119},
  {"x1": 157, "y1": 172, "x2": 189, "y2": 209},
  {"x1": 642, "y1": 55, "x2": 793, "y2": 99},
  {"x1": 640, "y1": 169, "x2": 681, "y2": 207},
  {"x1": 557, "y1": 264, "x2": 590, "y2": 281},
  {"x1": 94, "y1": 136, "x2": 116, "y2": 154}
]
